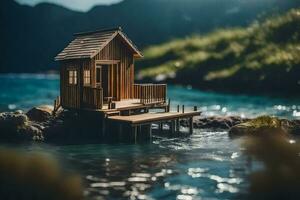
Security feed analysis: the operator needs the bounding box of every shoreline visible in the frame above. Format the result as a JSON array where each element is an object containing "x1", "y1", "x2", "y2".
[{"x1": 1, "y1": 105, "x2": 300, "y2": 144}]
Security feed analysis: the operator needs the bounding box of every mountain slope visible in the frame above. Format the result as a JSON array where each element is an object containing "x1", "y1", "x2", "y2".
[
  {"x1": 0, "y1": 0, "x2": 299, "y2": 73},
  {"x1": 138, "y1": 9, "x2": 300, "y2": 96}
]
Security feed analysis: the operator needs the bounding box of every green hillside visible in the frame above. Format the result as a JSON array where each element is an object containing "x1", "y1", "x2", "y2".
[{"x1": 138, "y1": 9, "x2": 300, "y2": 96}]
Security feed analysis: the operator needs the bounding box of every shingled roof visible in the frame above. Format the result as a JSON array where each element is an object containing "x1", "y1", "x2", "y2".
[{"x1": 55, "y1": 27, "x2": 143, "y2": 61}]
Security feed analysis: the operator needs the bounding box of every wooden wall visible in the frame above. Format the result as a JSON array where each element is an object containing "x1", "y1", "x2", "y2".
[
  {"x1": 60, "y1": 59, "x2": 91, "y2": 109},
  {"x1": 92, "y1": 35, "x2": 135, "y2": 101},
  {"x1": 60, "y1": 34, "x2": 136, "y2": 110}
]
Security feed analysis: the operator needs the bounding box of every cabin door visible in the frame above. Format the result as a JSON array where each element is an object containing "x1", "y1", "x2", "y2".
[{"x1": 96, "y1": 64, "x2": 116, "y2": 101}]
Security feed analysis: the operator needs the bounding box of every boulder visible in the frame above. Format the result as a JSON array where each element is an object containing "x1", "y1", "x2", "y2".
[
  {"x1": 26, "y1": 105, "x2": 53, "y2": 122},
  {"x1": 0, "y1": 111, "x2": 45, "y2": 142},
  {"x1": 229, "y1": 116, "x2": 300, "y2": 136},
  {"x1": 0, "y1": 112, "x2": 28, "y2": 127},
  {"x1": 181, "y1": 116, "x2": 248, "y2": 129}
]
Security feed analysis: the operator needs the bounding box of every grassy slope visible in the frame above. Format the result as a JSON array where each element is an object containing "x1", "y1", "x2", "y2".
[{"x1": 137, "y1": 9, "x2": 300, "y2": 96}]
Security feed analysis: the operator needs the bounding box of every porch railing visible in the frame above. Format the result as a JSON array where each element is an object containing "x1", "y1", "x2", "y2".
[
  {"x1": 83, "y1": 87, "x2": 103, "y2": 109},
  {"x1": 133, "y1": 84, "x2": 167, "y2": 104}
]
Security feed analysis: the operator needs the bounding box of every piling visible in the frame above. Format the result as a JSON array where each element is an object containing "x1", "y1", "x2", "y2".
[{"x1": 189, "y1": 117, "x2": 193, "y2": 135}]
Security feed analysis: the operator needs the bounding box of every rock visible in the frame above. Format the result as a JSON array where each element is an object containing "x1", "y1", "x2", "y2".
[
  {"x1": 0, "y1": 112, "x2": 28, "y2": 127},
  {"x1": 229, "y1": 116, "x2": 300, "y2": 136},
  {"x1": 181, "y1": 116, "x2": 249, "y2": 129},
  {"x1": 26, "y1": 105, "x2": 53, "y2": 122},
  {"x1": 14, "y1": 110, "x2": 23, "y2": 114},
  {"x1": 0, "y1": 111, "x2": 45, "y2": 142}
]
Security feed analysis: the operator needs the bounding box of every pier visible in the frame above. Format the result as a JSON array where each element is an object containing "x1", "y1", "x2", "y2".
[{"x1": 108, "y1": 110, "x2": 201, "y2": 142}]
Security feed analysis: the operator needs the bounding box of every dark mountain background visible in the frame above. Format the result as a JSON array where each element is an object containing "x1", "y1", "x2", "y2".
[{"x1": 0, "y1": 0, "x2": 299, "y2": 73}]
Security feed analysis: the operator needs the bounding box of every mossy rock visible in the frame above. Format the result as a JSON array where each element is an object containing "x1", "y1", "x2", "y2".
[{"x1": 229, "y1": 116, "x2": 299, "y2": 136}]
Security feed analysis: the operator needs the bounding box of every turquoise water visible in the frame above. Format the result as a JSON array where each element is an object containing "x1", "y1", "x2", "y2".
[
  {"x1": 1, "y1": 74, "x2": 300, "y2": 118},
  {"x1": 1, "y1": 74, "x2": 300, "y2": 199}
]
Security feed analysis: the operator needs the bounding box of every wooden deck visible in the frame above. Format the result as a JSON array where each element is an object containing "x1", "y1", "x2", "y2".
[
  {"x1": 108, "y1": 111, "x2": 201, "y2": 125},
  {"x1": 100, "y1": 99, "x2": 167, "y2": 112}
]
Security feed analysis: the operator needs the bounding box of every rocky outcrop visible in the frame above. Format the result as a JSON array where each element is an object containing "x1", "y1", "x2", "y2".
[
  {"x1": 181, "y1": 116, "x2": 249, "y2": 129},
  {"x1": 26, "y1": 106, "x2": 53, "y2": 122},
  {"x1": 0, "y1": 111, "x2": 44, "y2": 142},
  {"x1": 229, "y1": 116, "x2": 300, "y2": 136},
  {"x1": 1, "y1": 106, "x2": 300, "y2": 143}
]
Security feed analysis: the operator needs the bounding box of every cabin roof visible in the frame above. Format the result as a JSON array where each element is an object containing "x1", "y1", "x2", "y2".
[{"x1": 55, "y1": 27, "x2": 143, "y2": 61}]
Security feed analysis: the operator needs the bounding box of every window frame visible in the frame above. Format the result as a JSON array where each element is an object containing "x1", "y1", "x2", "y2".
[
  {"x1": 68, "y1": 68, "x2": 77, "y2": 85},
  {"x1": 83, "y1": 69, "x2": 91, "y2": 86}
]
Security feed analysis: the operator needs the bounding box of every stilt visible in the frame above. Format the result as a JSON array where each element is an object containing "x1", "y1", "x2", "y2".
[
  {"x1": 194, "y1": 106, "x2": 198, "y2": 111},
  {"x1": 149, "y1": 124, "x2": 152, "y2": 138},
  {"x1": 159, "y1": 122, "x2": 163, "y2": 132},
  {"x1": 182, "y1": 105, "x2": 185, "y2": 113},
  {"x1": 189, "y1": 117, "x2": 193, "y2": 135},
  {"x1": 102, "y1": 118, "x2": 106, "y2": 137},
  {"x1": 176, "y1": 119, "x2": 180, "y2": 132},
  {"x1": 177, "y1": 105, "x2": 180, "y2": 112},
  {"x1": 132, "y1": 126, "x2": 137, "y2": 143},
  {"x1": 118, "y1": 123, "x2": 123, "y2": 140},
  {"x1": 138, "y1": 125, "x2": 142, "y2": 135},
  {"x1": 171, "y1": 120, "x2": 175, "y2": 135}
]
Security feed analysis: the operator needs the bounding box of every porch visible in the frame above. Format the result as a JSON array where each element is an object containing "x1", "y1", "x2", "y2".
[{"x1": 80, "y1": 83, "x2": 167, "y2": 110}]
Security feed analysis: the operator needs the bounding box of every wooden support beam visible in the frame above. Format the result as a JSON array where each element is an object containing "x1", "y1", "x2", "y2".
[
  {"x1": 182, "y1": 105, "x2": 185, "y2": 113},
  {"x1": 149, "y1": 124, "x2": 152, "y2": 138},
  {"x1": 177, "y1": 105, "x2": 180, "y2": 112},
  {"x1": 189, "y1": 117, "x2": 193, "y2": 135},
  {"x1": 176, "y1": 119, "x2": 180, "y2": 132},
  {"x1": 171, "y1": 120, "x2": 175, "y2": 135},
  {"x1": 102, "y1": 118, "x2": 106, "y2": 137},
  {"x1": 132, "y1": 126, "x2": 137, "y2": 143},
  {"x1": 118, "y1": 123, "x2": 123, "y2": 139},
  {"x1": 159, "y1": 122, "x2": 163, "y2": 132},
  {"x1": 194, "y1": 106, "x2": 198, "y2": 111}
]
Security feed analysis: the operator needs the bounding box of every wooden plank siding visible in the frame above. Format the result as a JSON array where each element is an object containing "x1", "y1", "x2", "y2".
[
  {"x1": 92, "y1": 35, "x2": 135, "y2": 101},
  {"x1": 60, "y1": 59, "x2": 92, "y2": 109},
  {"x1": 60, "y1": 60, "x2": 81, "y2": 109}
]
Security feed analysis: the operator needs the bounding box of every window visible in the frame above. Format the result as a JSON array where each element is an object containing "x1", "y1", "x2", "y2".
[
  {"x1": 68, "y1": 70, "x2": 77, "y2": 85},
  {"x1": 83, "y1": 70, "x2": 91, "y2": 86},
  {"x1": 96, "y1": 67, "x2": 102, "y2": 84}
]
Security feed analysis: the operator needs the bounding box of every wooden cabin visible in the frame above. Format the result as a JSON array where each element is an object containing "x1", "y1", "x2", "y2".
[
  {"x1": 55, "y1": 27, "x2": 166, "y2": 111},
  {"x1": 54, "y1": 27, "x2": 200, "y2": 141}
]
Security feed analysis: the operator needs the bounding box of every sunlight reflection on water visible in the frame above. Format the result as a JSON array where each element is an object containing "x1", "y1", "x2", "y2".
[
  {"x1": 44, "y1": 129, "x2": 248, "y2": 200},
  {"x1": 1, "y1": 75, "x2": 300, "y2": 199}
]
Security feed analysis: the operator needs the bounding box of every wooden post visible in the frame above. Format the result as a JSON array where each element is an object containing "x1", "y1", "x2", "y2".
[
  {"x1": 177, "y1": 105, "x2": 180, "y2": 112},
  {"x1": 149, "y1": 124, "x2": 152, "y2": 139},
  {"x1": 133, "y1": 126, "x2": 137, "y2": 143},
  {"x1": 159, "y1": 122, "x2": 163, "y2": 132},
  {"x1": 189, "y1": 117, "x2": 193, "y2": 135},
  {"x1": 167, "y1": 98, "x2": 171, "y2": 112},
  {"x1": 171, "y1": 120, "x2": 175, "y2": 135},
  {"x1": 176, "y1": 118, "x2": 180, "y2": 132},
  {"x1": 118, "y1": 123, "x2": 123, "y2": 140},
  {"x1": 102, "y1": 118, "x2": 106, "y2": 137},
  {"x1": 182, "y1": 105, "x2": 185, "y2": 113},
  {"x1": 194, "y1": 106, "x2": 198, "y2": 111}
]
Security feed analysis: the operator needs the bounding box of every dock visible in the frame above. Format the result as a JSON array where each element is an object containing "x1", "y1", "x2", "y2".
[{"x1": 106, "y1": 109, "x2": 201, "y2": 142}]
